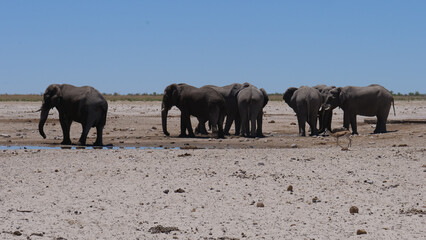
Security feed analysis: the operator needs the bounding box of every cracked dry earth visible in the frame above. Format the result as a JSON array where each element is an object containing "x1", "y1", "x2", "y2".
[{"x1": 0, "y1": 100, "x2": 425, "y2": 239}]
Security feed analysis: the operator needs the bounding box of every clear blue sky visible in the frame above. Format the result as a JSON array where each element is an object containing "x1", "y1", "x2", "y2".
[{"x1": 1, "y1": 1, "x2": 425, "y2": 94}]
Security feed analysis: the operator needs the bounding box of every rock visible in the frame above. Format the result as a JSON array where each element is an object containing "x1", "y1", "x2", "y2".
[
  {"x1": 290, "y1": 122, "x2": 296, "y2": 125},
  {"x1": 256, "y1": 202, "x2": 265, "y2": 207},
  {"x1": 287, "y1": 185, "x2": 293, "y2": 192},
  {"x1": 268, "y1": 120, "x2": 275, "y2": 123},
  {"x1": 13, "y1": 231, "x2": 22, "y2": 236},
  {"x1": 163, "y1": 190, "x2": 169, "y2": 194},
  {"x1": 357, "y1": 229, "x2": 367, "y2": 235},
  {"x1": 174, "y1": 188, "x2": 185, "y2": 193},
  {"x1": 312, "y1": 197, "x2": 320, "y2": 203},
  {"x1": 291, "y1": 144, "x2": 298, "y2": 148},
  {"x1": 364, "y1": 180, "x2": 374, "y2": 184},
  {"x1": 350, "y1": 206, "x2": 359, "y2": 214},
  {"x1": 1, "y1": 134, "x2": 11, "y2": 138},
  {"x1": 149, "y1": 225, "x2": 179, "y2": 234}
]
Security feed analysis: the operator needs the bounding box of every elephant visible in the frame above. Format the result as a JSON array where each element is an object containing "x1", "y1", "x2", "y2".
[
  {"x1": 196, "y1": 83, "x2": 249, "y2": 135},
  {"x1": 237, "y1": 84, "x2": 269, "y2": 138},
  {"x1": 323, "y1": 84, "x2": 395, "y2": 135},
  {"x1": 38, "y1": 84, "x2": 108, "y2": 146},
  {"x1": 313, "y1": 84, "x2": 336, "y2": 133},
  {"x1": 283, "y1": 86, "x2": 322, "y2": 136},
  {"x1": 161, "y1": 83, "x2": 226, "y2": 138}
]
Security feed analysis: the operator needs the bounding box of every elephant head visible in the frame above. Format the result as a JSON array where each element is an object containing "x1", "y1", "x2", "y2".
[
  {"x1": 283, "y1": 87, "x2": 298, "y2": 106},
  {"x1": 323, "y1": 87, "x2": 342, "y2": 111},
  {"x1": 39, "y1": 84, "x2": 62, "y2": 139},
  {"x1": 161, "y1": 84, "x2": 179, "y2": 136}
]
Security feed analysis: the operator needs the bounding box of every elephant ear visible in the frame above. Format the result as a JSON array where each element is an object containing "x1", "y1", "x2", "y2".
[
  {"x1": 44, "y1": 84, "x2": 62, "y2": 108},
  {"x1": 283, "y1": 87, "x2": 297, "y2": 105},
  {"x1": 260, "y1": 88, "x2": 269, "y2": 107},
  {"x1": 337, "y1": 87, "x2": 345, "y2": 107},
  {"x1": 170, "y1": 84, "x2": 180, "y2": 105}
]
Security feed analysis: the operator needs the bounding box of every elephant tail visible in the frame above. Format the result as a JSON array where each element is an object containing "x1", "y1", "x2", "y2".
[{"x1": 392, "y1": 99, "x2": 396, "y2": 116}]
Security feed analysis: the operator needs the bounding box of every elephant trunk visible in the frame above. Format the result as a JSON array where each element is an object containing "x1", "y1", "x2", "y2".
[
  {"x1": 161, "y1": 103, "x2": 170, "y2": 136},
  {"x1": 38, "y1": 105, "x2": 50, "y2": 139}
]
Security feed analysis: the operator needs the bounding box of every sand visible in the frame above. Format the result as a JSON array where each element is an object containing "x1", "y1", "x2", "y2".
[{"x1": 0, "y1": 100, "x2": 425, "y2": 239}]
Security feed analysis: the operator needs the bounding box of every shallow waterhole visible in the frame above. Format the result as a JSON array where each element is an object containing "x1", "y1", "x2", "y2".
[{"x1": 0, "y1": 145, "x2": 180, "y2": 150}]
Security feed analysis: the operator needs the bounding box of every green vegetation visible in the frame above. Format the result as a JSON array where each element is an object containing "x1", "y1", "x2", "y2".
[{"x1": 0, "y1": 92, "x2": 424, "y2": 102}]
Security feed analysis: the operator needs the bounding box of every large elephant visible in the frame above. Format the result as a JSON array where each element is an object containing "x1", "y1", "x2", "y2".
[
  {"x1": 237, "y1": 84, "x2": 269, "y2": 137},
  {"x1": 283, "y1": 86, "x2": 322, "y2": 136},
  {"x1": 313, "y1": 84, "x2": 336, "y2": 133},
  {"x1": 161, "y1": 83, "x2": 226, "y2": 138},
  {"x1": 38, "y1": 84, "x2": 108, "y2": 146},
  {"x1": 197, "y1": 83, "x2": 249, "y2": 135},
  {"x1": 323, "y1": 84, "x2": 395, "y2": 135}
]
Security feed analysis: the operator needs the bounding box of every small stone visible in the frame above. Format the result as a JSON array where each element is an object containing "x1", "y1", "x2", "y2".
[
  {"x1": 312, "y1": 197, "x2": 320, "y2": 203},
  {"x1": 256, "y1": 202, "x2": 265, "y2": 207},
  {"x1": 287, "y1": 185, "x2": 293, "y2": 192},
  {"x1": 290, "y1": 122, "x2": 296, "y2": 125},
  {"x1": 163, "y1": 190, "x2": 169, "y2": 194},
  {"x1": 13, "y1": 231, "x2": 22, "y2": 236},
  {"x1": 268, "y1": 120, "x2": 275, "y2": 123},
  {"x1": 174, "y1": 188, "x2": 185, "y2": 193},
  {"x1": 350, "y1": 206, "x2": 359, "y2": 214},
  {"x1": 357, "y1": 229, "x2": 367, "y2": 235},
  {"x1": 291, "y1": 144, "x2": 298, "y2": 148}
]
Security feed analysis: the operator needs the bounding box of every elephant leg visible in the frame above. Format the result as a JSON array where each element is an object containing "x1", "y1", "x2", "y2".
[
  {"x1": 94, "y1": 124, "x2": 104, "y2": 146},
  {"x1": 327, "y1": 111, "x2": 333, "y2": 131},
  {"x1": 350, "y1": 115, "x2": 358, "y2": 135},
  {"x1": 343, "y1": 112, "x2": 350, "y2": 132},
  {"x1": 297, "y1": 114, "x2": 306, "y2": 137},
  {"x1": 309, "y1": 116, "x2": 319, "y2": 136},
  {"x1": 318, "y1": 110, "x2": 324, "y2": 133},
  {"x1": 195, "y1": 120, "x2": 208, "y2": 135},
  {"x1": 186, "y1": 116, "x2": 195, "y2": 138},
  {"x1": 179, "y1": 114, "x2": 188, "y2": 137},
  {"x1": 256, "y1": 111, "x2": 265, "y2": 138},
  {"x1": 224, "y1": 115, "x2": 233, "y2": 135},
  {"x1": 78, "y1": 118, "x2": 95, "y2": 145},
  {"x1": 250, "y1": 114, "x2": 257, "y2": 138},
  {"x1": 234, "y1": 114, "x2": 241, "y2": 136},
  {"x1": 210, "y1": 108, "x2": 224, "y2": 139},
  {"x1": 59, "y1": 117, "x2": 72, "y2": 145},
  {"x1": 374, "y1": 115, "x2": 388, "y2": 134},
  {"x1": 239, "y1": 106, "x2": 249, "y2": 137}
]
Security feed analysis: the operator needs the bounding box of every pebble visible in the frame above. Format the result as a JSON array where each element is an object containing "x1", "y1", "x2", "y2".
[
  {"x1": 256, "y1": 202, "x2": 265, "y2": 208},
  {"x1": 357, "y1": 229, "x2": 367, "y2": 235},
  {"x1": 291, "y1": 144, "x2": 298, "y2": 148},
  {"x1": 174, "y1": 188, "x2": 185, "y2": 193},
  {"x1": 350, "y1": 206, "x2": 359, "y2": 214},
  {"x1": 287, "y1": 185, "x2": 293, "y2": 192}
]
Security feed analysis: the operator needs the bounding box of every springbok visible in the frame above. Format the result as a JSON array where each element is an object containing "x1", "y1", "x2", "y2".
[{"x1": 326, "y1": 128, "x2": 352, "y2": 150}]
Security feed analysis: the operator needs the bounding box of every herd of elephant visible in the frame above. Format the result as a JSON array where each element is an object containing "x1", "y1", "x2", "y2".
[{"x1": 38, "y1": 83, "x2": 395, "y2": 146}]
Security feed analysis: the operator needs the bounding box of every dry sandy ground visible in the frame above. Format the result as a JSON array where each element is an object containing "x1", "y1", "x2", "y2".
[{"x1": 0, "y1": 101, "x2": 425, "y2": 239}]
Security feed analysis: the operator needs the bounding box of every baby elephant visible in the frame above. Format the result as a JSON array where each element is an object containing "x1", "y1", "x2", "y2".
[
  {"x1": 39, "y1": 84, "x2": 108, "y2": 146},
  {"x1": 283, "y1": 86, "x2": 322, "y2": 136}
]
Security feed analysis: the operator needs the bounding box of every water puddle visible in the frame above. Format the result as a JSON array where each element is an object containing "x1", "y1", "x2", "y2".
[{"x1": 0, "y1": 145, "x2": 179, "y2": 150}]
